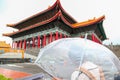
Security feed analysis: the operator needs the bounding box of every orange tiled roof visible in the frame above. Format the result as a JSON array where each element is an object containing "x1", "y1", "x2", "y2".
[
  {"x1": 71, "y1": 15, "x2": 105, "y2": 28},
  {"x1": 0, "y1": 41, "x2": 11, "y2": 48},
  {"x1": 3, "y1": 10, "x2": 104, "y2": 37}
]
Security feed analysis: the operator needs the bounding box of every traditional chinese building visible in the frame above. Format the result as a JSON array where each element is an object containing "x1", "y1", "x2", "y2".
[
  {"x1": 0, "y1": 41, "x2": 11, "y2": 53},
  {"x1": 3, "y1": 0, "x2": 107, "y2": 51}
]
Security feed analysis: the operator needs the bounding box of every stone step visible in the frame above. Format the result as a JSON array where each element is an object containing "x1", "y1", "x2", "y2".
[
  {"x1": 0, "y1": 58, "x2": 31, "y2": 64},
  {"x1": 25, "y1": 48, "x2": 40, "y2": 56}
]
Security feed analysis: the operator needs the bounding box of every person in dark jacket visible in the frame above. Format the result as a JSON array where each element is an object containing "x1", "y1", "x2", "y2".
[{"x1": 114, "y1": 73, "x2": 120, "y2": 80}]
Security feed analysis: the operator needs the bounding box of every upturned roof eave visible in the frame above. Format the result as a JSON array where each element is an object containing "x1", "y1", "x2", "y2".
[
  {"x1": 57, "y1": 0, "x2": 77, "y2": 23},
  {"x1": 6, "y1": 0, "x2": 58, "y2": 27},
  {"x1": 7, "y1": 0, "x2": 78, "y2": 28},
  {"x1": 3, "y1": 11, "x2": 61, "y2": 37},
  {"x1": 3, "y1": 13, "x2": 105, "y2": 37},
  {"x1": 71, "y1": 15, "x2": 105, "y2": 28}
]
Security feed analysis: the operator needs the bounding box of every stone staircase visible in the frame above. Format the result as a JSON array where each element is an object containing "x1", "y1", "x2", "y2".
[
  {"x1": 0, "y1": 58, "x2": 31, "y2": 64},
  {"x1": 25, "y1": 47, "x2": 40, "y2": 57},
  {"x1": 105, "y1": 45, "x2": 120, "y2": 58}
]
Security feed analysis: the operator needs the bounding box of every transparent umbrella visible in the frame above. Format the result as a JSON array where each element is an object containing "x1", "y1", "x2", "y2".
[{"x1": 35, "y1": 38, "x2": 120, "y2": 80}]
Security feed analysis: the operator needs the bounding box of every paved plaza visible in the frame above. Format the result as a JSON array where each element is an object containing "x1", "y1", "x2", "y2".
[{"x1": 0, "y1": 63, "x2": 48, "y2": 79}]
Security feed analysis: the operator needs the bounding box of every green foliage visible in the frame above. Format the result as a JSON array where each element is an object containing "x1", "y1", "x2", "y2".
[{"x1": 0, "y1": 74, "x2": 13, "y2": 80}]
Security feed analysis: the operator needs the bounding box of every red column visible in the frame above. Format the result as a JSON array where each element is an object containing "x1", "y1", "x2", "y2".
[
  {"x1": 95, "y1": 37, "x2": 102, "y2": 44},
  {"x1": 19, "y1": 41, "x2": 20, "y2": 49},
  {"x1": 94, "y1": 36, "x2": 98, "y2": 43},
  {"x1": 32, "y1": 37, "x2": 35, "y2": 48},
  {"x1": 48, "y1": 34, "x2": 50, "y2": 44},
  {"x1": 92, "y1": 34, "x2": 95, "y2": 41},
  {"x1": 24, "y1": 39, "x2": 26, "y2": 50},
  {"x1": 21, "y1": 40, "x2": 23, "y2": 49},
  {"x1": 19, "y1": 40, "x2": 22, "y2": 49},
  {"x1": 59, "y1": 33, "x2": 62, "y2": 39},
  {"x1": 55, "y1": 31, "x2": 59, "y2": 40},
  {"x1": 93, "y1": 34, "x2": 98, "y2": 42},
  {"x1": 49, "y1": 32, "x2": 53, "y2": 43},
  {"x1": 91, "y1": 34, "x2": 102, "y2": 44},
  {"x1": 43, "y1": 34, "x2": 46, "y2": 47},
  {"x1": 38, "y1": 35, "x2": 40, "y2": 48}
]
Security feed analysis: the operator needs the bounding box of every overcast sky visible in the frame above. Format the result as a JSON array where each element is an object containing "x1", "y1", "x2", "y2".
[{"x1": 0, "y1": 0, "x2": 120, "y2": 45}]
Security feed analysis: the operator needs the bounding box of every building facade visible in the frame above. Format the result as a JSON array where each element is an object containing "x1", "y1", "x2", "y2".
[
  {"x1": 0, "y1": 41, "x2": 11, "y2": 53},
  {"x1": 3, "y1": 0, "x2": 107, "y2": 50}
]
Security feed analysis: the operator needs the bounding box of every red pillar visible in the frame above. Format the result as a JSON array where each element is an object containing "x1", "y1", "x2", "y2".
[
  {"x1": 48, "y1": 34, "x2": 50, "y2": 44},
  {"x1": 55, "y1": 31, "x2": 59, "y2": 40},
  {"x1": 19, "y1": 41, "x2": 20, "y2": 49},
  {"x1": 59, "y1": 33, "x2": 62, "y2": 39},
  {"x1": 91, "y1": 34, "x2": 102, "y2": 44},
  {"x1": 43, "y1": 34, "x2": 46, "y2": 47},
  {"x1": 38, "y1": 35, "x2": 40, "y2": 48},
  {"x1": 21, "y1": 40, "x2": 22, "y2": 49},
  {"x1": 92, "y1": 34, "x2": 98, "y2": 42},
  {"x1": 92, "y1": 34, "x2": 95, "y2": 41},
  {"x1": 19, "y1": 40, "x2": 22, "y2": 49},
  {"x1": 49, "y1": 32, "x2": 53, "y2": 43},
  {"x1": 24, "y1": 39, "x2": 26, "y2": 50},
  {"x1": 32, "y1": 37, "x2": 35, "y2": 48}
]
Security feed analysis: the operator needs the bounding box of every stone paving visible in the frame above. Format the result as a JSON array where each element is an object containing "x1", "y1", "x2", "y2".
[{"x1": 0, "y1": 63, "x2": 48, "y2": 79}]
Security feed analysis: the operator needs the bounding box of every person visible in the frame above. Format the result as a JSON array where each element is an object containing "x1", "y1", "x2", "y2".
[
  {"x1": 71, "y1": 61, "x2": 105, "y2": 80},
  {"x1": 114, "y1": 73, "x2": 120, "y2": 80}
]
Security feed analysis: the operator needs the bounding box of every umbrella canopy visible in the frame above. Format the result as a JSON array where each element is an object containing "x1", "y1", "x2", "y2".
[{"x1": 35, "y1": 38, "x2": 120, "y2": 80}]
